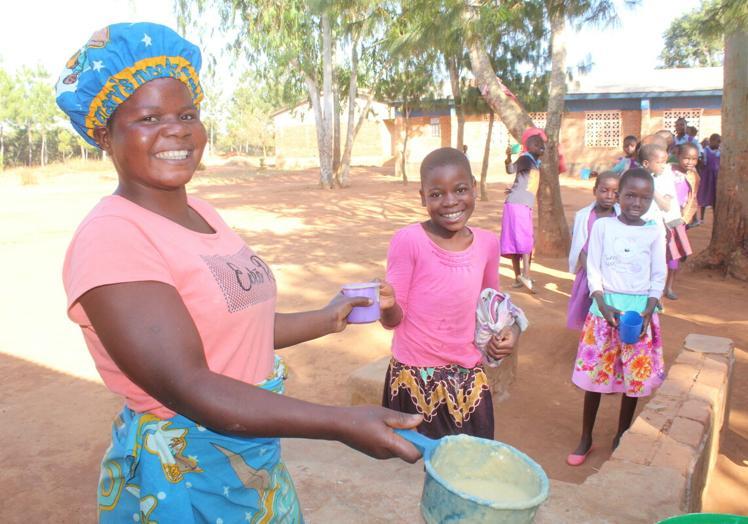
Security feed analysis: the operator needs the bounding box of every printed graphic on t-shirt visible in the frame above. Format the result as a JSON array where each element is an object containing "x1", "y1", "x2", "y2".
[
  {"x1": 201, "y1": 246, "x2": 276, "y2": 313},
  {"x1": 606, "y1": 236, "x2": 644, "y2": 274}
]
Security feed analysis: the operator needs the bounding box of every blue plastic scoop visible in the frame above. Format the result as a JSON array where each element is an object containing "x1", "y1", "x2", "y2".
[{"x1": 395, "y1": 429, "x2": 549, "y2": 524}]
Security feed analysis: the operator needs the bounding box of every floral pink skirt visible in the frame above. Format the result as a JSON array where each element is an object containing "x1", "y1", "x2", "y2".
[{"x1": 572, "y1": 313, "x2": 665, "y2": 397}]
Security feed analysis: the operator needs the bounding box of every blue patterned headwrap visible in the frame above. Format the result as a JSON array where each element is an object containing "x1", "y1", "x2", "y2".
[{"x1": 55, "y1": 22, "x2": 203, "y2": 148}]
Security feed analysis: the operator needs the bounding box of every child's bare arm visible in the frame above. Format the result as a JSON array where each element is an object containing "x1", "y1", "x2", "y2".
[
  {"x1": 486, "y1": 324, "x2": 521, "y2": 360},
  {"x1": 592, "y1": 291, "x2": 621, "y2": 327},
  {"x1": 379, "y1": 280, "x2": 403, "y2": 328},
  {"x1": 639, "y1": 297, "x2": 659, "y2": 338},
  {"x1": 576, "y1": 250, "x2": 588, "y2": 274}
]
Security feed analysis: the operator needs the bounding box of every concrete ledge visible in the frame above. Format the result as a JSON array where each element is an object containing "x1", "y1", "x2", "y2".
[
  {"x1": 347, "y1": 355, "x2": 389, "y2": 405},
  {"x1": 537, "y1": 334, "x2": 735, "y2": 522}
]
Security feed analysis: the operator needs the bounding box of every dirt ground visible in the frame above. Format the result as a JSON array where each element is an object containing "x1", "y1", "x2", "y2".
[{"x1": 1, "y1": 159, "x2": 746, "y2": 522}]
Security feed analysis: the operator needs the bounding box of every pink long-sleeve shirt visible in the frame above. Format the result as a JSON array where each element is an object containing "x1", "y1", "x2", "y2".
[{"x1": 386, "y1": 223, "x2": 500, "y2": 368}]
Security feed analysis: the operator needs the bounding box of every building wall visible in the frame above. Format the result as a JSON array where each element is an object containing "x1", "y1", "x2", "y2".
[
  {"x1": 274, "y1": 98, "x2": 722, "y2": 174},
  {"x1": 559, "y1": 107, "x2": 721, "y2": 176},
  {"x1": 273, "y1": 100, "x2": 392, "y2": 169},
  {"x1": 559, "y1": 109, "x2": 643, "y2": 176},
  {"x1": 390, "y1": 115, "x2": 452, "y2": 164},
  {"x1": 644, "y1": 108, "x2": 721, "y2": 139}
]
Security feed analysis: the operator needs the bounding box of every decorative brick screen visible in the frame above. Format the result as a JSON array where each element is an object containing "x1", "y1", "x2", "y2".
[
  {"x1": 584, "y1": 111, "x2": 622, "y2": 148},
  {"x1": 664, "y1": 109, "x2": 703, "y2": 133},
  {"x1": 529, "y1": 112, "x2": 547, "y2": 130}
]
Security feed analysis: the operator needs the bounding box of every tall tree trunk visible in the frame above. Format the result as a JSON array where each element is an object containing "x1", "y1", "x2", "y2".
[
  {"x1": 333, "y1": 79, "x2": 342, "y2": 179},
  {"x1": 339, "y1": 35, "x2": 360, "y2": 188},
  {"x1": 210, "y1": 122, "x2": 215, "y2": 158},
  {"x1": 0, "y1": 126, "x2": 4, "y2": 171},
  {"x1": 27, "y1": 126, "x2": 32, "y2": 166},
  {"x1": 693, "y1": 28, "x2": 748, "y2": 280},
  {"x1": 300, "y1": 65, "x2": 328, "y2": 189},
  {"x1": 320, "y1": 13, "x2": 334, "y2": 188},
  {"x1": 464, "y1": 14, "x2": 534, "y2": 141},
  {"x1": 466, "y1": 6, "x2": 569, "y2": 256},
  {"x1": 394, "y1": 114, "x2": 404, "y2": 180},
  {"x1": 41, "y1": 130, "x2": 47, "y2": 167},
  {"x1": 537, "y1": 7, "x2": 571, "y2": 256},
  {"x1": 400, "y1": 105, "x2": 411, "y2": 185},
  {"x1": 479, "y1": 111, "x2": 494, "y2": 201},
  {"x1": 447, "y1": 55, "x2": 465, "y2": 150}
]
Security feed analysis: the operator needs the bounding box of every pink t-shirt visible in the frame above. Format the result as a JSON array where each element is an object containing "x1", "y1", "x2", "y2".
[
  {"x1": 386, "y1": 223, "x2": 500, "y2": 368},
  {"x1": 63, "y1": 195, "x2": 276, "y2": 419}
]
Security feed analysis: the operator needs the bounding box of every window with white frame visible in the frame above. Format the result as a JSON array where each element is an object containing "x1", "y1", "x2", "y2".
[
  {"x1": 664, "y1": 109, "x2": 703, "y2": 133},
  {"x1": 584, "y1": 111, "x2": 622, "y2": 148},
  {"x1": 430, "y1": 118, "x2": 440, "y2": 138}
]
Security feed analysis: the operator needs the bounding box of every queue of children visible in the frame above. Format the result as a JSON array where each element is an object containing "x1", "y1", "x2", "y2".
[{"x1": 564, "y1": 127, "x2": 722, "y2": 465}]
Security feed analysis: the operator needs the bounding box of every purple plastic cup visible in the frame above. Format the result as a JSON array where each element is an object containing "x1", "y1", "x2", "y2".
[{"x1": 341, "y1": 282, "x2": 380, "y2": 324}]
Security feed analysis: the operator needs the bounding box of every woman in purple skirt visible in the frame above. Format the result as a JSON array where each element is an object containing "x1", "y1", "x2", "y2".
[
  {"x1": 567, "y1": 172, "x2": 619, "y2": 330},
  {"x1": 501, "y1": 130, "x2": 545, "y2": 292},
  {"x1": 697, "y1": 133, "x2": 721, "y2": 223}
]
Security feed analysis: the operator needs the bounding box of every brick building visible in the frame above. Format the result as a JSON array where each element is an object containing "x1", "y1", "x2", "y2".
[
  {"x1": 272, "y1": 67, "x2": 722, "y2": 175},
  {"x1": 561, "y1": 66, "x2": 722, "y2": 175}
]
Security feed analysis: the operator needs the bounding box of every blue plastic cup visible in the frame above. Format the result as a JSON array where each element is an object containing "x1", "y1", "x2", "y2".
[{"x1": 619, "y1": 311, "x2": 643, "y2": 344}]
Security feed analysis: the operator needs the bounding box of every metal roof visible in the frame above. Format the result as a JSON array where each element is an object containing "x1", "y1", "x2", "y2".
[{"x1": 566, "y1": 67, "x2": 723, "y2": 97}]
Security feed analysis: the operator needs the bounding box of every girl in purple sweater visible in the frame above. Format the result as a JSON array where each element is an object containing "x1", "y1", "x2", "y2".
[{"x1": 378, "y1": 147, "x2": 526, "y2": 439}]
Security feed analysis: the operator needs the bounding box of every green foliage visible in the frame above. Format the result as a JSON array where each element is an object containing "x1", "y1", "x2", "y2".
[
  {"x1": 659, "y1": 0, "x2": 725, "y2": 68},
  {"x1": 220, "y1": 72, "x2": 276, "y2": 155},
  {"x1": 0, "y1": 64, "x2": 73, "y2": 168}
]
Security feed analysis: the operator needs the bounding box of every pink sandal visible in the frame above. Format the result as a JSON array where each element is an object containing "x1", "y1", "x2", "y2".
[{"x1": 566, "y1": 446, "x2": 593, "y2": 466}]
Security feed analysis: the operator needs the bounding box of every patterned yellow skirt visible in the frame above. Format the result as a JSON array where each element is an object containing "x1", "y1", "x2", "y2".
[{"x1": 382, "y1": 358, "x2": 494, "y2": 439}]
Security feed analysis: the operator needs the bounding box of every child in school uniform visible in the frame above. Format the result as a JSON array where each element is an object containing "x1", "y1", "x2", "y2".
[
  {"x1": 638, "y1": 143, "x2": 680, "y2": 231},
  {"x1": 567, "y1": 172, "x2": 620, "y2": 330},
  {"x1": 501, "y1": 130, "x2": 546, "y2": 292},
  {"x1": 567, "y1": 169, "x2": 667, "y2": 466},
  {"x1": 378, "y1": 147, "x2": 527, "y2": 439},
  {"x1": 610, "y1": 135, "x2": 640, "y2": 174},
  {"x1": 665, "y1": 143, "x2": 701, "y2": 300},
  {"x1": 697, "y1": 133, "x2": 721, "y2": 223}
]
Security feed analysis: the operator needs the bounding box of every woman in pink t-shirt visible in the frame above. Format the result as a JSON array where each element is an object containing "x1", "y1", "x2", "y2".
[
  {"x1": 379, "y1": 147, "x2": 525, "y2": 440},
  {"x1": 56, "y1": 22, "x2": 420, "y2": 523}
]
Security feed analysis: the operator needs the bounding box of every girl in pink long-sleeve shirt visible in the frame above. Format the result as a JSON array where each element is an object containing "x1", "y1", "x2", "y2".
[{"x1": 378, "y1": 147, "x2": 524, "y2": 439}]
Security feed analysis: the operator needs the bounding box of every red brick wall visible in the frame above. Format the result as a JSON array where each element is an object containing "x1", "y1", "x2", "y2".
[{"x1": 559, "y1": 110, "x2": 642, "y2": 176}]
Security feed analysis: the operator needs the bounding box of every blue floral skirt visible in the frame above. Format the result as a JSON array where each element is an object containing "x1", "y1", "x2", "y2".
[{"x1": 98, "y1": 357, "x2": 303, "y2": 523}]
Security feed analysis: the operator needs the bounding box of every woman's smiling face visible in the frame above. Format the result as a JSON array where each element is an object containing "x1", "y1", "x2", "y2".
[{"x1": 96, "y1": 77, "x2": 207, "y2": 193}]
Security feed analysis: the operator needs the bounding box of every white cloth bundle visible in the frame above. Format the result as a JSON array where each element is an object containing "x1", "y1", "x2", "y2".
[{"x1": 474, "y1": 288, "x2": 529, "y2": 367}]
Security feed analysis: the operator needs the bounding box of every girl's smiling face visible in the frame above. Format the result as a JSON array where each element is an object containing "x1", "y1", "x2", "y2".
[
  {"x1": 95, "y1": 77, "x2": 207, "y2": 193},
  {"x1": 420, "y1": 164, "x2": 476, "y2": 236},
  {"x1": 678, "y1": 146, "x2": 699, "y2": 172}
]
